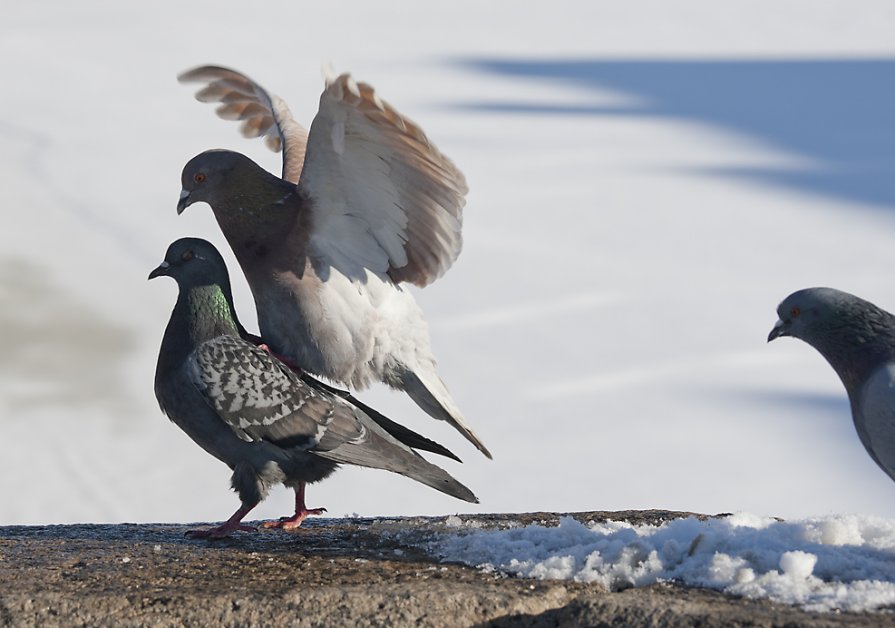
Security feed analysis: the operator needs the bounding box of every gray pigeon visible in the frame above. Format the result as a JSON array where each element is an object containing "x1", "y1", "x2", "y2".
[
  {"x1": 151, "y1": 237, "x2": 477, "y2": 538},
  {"x1": 176, "y1": 66, "x2": 492, "y2": 460},
  {"x1": 769, "y1": 287, "x2": 895, "y2": 483}
]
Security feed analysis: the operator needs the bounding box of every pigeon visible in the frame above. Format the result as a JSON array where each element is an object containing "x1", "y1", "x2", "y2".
[
  {"x1": 151, "y1": 237, "x2": 478, "y2": 538},
  {"x1": 176, "y1": 65, "x2": 492, "y2": 460},
  {"x1": 769, "y1": 287, "x2": 895, "y2": 484}
]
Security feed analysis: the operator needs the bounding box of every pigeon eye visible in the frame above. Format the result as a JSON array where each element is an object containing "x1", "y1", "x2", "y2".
[
  {"x1": 194, "y1": 172, "x2": 206, "y2": 184},
  {"x1": 181, "y1": 250, "x2": 194, "y2": 262},
  {"x1": 790, "y1": 307, "x2": 801, "y2": 318}
]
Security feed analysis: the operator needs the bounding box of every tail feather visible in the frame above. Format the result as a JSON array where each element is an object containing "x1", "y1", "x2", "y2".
[
  {"x1": 301, "y1": 373, "x2": 462, "y2": 462},
  {"x1": 401, "y1": 368, "x2": 493, "y2": 459},
  {"x1": 313, "y1": 412, "x2": 478, "y2": 503}
]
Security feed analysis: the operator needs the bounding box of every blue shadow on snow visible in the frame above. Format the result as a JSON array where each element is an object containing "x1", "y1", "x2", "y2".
[{"x1": 457, "y1": 58, "x2": 895, "y2": 210}]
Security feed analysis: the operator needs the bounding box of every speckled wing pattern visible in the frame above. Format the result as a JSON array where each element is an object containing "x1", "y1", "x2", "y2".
[
  {"x1": 178, "y1": 66, "x2": 308, "y2": 184},
  {"x1": 186, "y1": 335, "x2": 367, "y2": 450}
]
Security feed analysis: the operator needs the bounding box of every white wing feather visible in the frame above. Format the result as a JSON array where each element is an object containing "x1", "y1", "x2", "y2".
[{"x1": 300, "y1": 72, "x2": 467, "y2": 287}]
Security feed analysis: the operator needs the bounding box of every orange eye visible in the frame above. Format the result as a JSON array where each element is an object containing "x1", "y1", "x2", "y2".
[
  {"x1": 181, "y1": 250, "x2": 194, "y2": 262},
  {"x1": 194, "y1": 172, "x2": 206, "y2": 184},
  {"x1": 790, "y1": 306, "x2": 801, "y2": 318}
]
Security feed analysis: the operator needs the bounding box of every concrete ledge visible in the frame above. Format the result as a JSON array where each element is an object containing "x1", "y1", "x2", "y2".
[{"x1": 0, "y1": 511, "x2": 879, "y2": 626}]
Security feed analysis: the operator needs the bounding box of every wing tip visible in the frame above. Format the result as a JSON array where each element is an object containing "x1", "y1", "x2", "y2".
[
  {"x1": 450, "y1": 481, "x2": 480, "y2": 504},
  {"x1": 321, "y1": 62, "x2": 340, "y2": 87},
  {"x1": 177, "y1": 64, "x2": 240, "y2": 84}
]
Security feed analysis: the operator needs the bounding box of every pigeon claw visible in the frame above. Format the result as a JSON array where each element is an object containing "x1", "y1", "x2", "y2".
[
  {"x1": 261, "y1": 507, "x2": 327, "y2": 531},
  {"x1": 254, "y1": 341, "x2": 304, "y2": 374}
]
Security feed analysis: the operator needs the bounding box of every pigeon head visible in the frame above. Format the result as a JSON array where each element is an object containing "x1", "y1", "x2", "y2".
[
  {"x1": 178, "y1": 149, "x2": 269, "y2": 214},
  {"x1": 769, "y1": 287, "x2": 895, "y2": 392},
  {"x1": 768, "y1": 287, "x2": 848, "y2": 344},
  {"x1": 177, "y1": 149, "x2": 297, "y2": 250},
  {"x1": 148, "y1": 237, "x2": 230, "y2": 289},
  {"x1": 151, "y1": 238, "x2": 248, "y2": 342}
]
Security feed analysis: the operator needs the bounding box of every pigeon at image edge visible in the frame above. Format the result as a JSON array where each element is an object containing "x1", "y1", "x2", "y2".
[{"x1": 770, "y1": 287, "x2": 895, "y2": 484}]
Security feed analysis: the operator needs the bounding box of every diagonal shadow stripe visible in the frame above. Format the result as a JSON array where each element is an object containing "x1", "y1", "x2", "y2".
[{"x1": 457, "y1": 58, "x2": 895, "y2": 209}]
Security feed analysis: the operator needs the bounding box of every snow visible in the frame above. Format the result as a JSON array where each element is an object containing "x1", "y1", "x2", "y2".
[
  {"x1": 2, "y1": 0, "x2": 895, "y2": 567},
  {"x1": 434, "y1": 513, "x2": 895, "y2": 612}
]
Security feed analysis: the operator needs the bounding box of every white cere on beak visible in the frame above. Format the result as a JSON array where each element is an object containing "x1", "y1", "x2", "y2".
[{"x1": 179, "y1": 189, "x2": 190, "y2": 201}]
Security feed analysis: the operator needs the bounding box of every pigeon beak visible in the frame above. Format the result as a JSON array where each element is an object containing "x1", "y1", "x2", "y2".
[
  {"x1": 148, "y1": 261, "x2": 170, "y2": 280},
  {"x1": 177, "y1": 189, "x2": 192, "y2": 215},
  {"x1": 767, "y1": 318, "x2": 789, "y2": 342}
]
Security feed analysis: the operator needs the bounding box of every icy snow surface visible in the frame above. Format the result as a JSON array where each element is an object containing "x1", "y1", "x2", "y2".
[{"x1": 435, "y1": 513, "x2": 895, "y2": 612}]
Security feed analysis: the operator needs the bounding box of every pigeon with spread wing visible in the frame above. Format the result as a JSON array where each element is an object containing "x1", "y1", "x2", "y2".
[{"x1": 177, "y1": 66, "x2": 490, "y2": 459}]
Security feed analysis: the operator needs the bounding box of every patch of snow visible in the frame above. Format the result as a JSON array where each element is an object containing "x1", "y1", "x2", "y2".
[
  {"x1": 444, "y1": 515, "x2": 464, "y2": 528},
  {"x1": 434, "y1": 513, "x2": 895, "y2": 612}
]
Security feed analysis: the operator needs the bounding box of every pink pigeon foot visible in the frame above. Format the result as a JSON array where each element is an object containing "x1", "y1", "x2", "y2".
[
  {"x1": 252, "y1": 339, "x2": 304, "y2": 374},
  {"x1": 262, "y1": 483, "x2": 326, "y2": 530},
  {"x1": 261, "y1": 507, "x2": 327, "y2": 530},
  {"x1": 186, "y1": 503, "x2": 258, "y2": 538}
]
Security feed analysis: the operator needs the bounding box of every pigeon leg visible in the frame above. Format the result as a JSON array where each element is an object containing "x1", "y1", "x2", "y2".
[
  {"x1": 252, "y1": 339, "x2": 304, "y2": 374},
  {"x1": 186, "y1": 502, "x2": 258, "y2": 538},
  {"x1": 262, "y1": 483, "x2": 326, "y2": 530}
]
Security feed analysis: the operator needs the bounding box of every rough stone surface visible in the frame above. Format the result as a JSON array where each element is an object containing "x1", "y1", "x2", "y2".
[{"x1": 0, "y1": 510, "x2": 887, "y2": 626}]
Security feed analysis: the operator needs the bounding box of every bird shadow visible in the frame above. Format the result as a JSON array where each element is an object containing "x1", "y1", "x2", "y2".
[
  {"x1": 735, "y1": 389, "x2": 850, "y2": 417},
  {"x1": 453, "y1": 57, "x2": 895, "y2": 210},
  {"x1": 0, "y1": 257, "x2": 136, "y2": 417},
  {"x1": 712, "y1": 387, "x2": 853, "y2": 432}
]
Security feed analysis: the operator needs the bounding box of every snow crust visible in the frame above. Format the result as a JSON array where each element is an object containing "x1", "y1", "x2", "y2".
[{"x1": 436, "y1": 513, "x2": 895, "y2": 612}]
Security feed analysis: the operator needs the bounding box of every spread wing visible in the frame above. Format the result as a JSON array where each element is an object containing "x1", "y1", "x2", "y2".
[
  {"x1": 186, "y1": 335, "x2": 367, "y2": 451},
  {"x1": 300, "y1": 71, "x2": 467, "y2": 287},
  {"x1": 178, "y1": 65, "x2": 308, "y2": 184}
]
